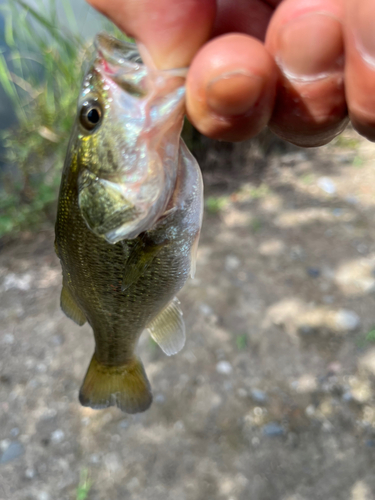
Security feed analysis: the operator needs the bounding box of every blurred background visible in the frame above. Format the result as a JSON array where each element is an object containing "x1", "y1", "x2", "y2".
[{"x1": 1, "y1": 1, "x2": 375, "y2": 500}]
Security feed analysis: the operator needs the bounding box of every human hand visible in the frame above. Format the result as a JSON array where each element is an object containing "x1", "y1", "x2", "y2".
[{"x1": 86, "y1": 0, "x2": 375, "y2": 147}]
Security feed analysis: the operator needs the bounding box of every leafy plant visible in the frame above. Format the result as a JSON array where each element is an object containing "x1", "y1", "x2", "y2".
[
  {"x1": 0, "y1": 0, "x2": 86, "y2": 237},
  {"x1": 76, "y1": 468, "x2": 92, "y2": 500},
  {"x1": 205, "y1": 195, "x2": 229, "y2": 214},
  {"x1": 0, "y1": 0, "x2": 129, "y2": 239}
]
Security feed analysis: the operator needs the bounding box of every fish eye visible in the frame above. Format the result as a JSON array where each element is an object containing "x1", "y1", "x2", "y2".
[{"x1": 79, "y1": 100, "x2": 103, "y2": 131}]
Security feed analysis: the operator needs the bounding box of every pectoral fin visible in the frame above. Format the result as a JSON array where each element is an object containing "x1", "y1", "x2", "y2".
[
  {"x1": 122, "y1": 238, "x2": 169, "y2": 291},
  {"x1": 60, "y1": 285, "x2": 86, "y2": 326},
  {"x1": 146, "y1": 297, "x2": 185, "y2": 356}
]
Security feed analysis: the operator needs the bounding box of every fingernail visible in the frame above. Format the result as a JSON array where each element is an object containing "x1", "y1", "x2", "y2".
[
  {"x1": 277, "y1": 13, "x2": 343, "y2": 80},
  {"x1": 206, "y1": 72, "x2": 264, "y2": 116},
  {"x1": 352, "y1": 1, "x2": 375, "y2": 67}
]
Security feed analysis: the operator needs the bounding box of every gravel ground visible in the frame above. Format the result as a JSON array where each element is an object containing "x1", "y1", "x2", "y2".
[{"x1": 1, "y1": 130, "x2": 375, "y2": 500}]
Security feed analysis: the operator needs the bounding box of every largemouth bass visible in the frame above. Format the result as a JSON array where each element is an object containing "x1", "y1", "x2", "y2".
[{"x1": 55, "y1": 33, "x2": 203, "y2": 414}]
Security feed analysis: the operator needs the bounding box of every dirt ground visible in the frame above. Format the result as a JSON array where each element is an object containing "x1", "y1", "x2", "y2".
[{"x1": 1, "y1": 129, "x2": 375, "y2": 500}]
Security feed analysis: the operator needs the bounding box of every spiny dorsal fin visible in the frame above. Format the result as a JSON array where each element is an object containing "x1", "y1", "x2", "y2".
[
  {"x1": 146, "y1": 297, "x2": 185, "y2": 356},
  {"x1": 60, "y1": 285, "x2": 86, "y2": 326}
]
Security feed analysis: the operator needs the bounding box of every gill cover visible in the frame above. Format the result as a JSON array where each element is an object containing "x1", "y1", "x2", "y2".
[{"x1": 77, "y1": 33, "x2": 188, "y2": 243}]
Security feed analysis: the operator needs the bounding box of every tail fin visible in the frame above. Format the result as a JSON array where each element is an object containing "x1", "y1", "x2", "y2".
[{"x1": 79, "y1": 355, "x2": 152, "y2": 414}]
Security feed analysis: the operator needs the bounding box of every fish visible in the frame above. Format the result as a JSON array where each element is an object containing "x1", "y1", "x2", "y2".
[{"x1": 54, "y1": 33, "x2": 203, "y2": 414}]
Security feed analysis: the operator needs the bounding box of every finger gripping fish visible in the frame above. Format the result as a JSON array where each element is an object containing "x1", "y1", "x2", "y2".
[{"x1": 54, "y1": 33, "x2": 203, "y2": 414}]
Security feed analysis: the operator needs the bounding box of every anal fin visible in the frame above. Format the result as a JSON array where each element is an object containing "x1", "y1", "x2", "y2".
[
  {"x1": 79, "y1": 355, "x2": 152, "y2": 414},
  {"x1": 61, "y1": 285, "x2": 86, "y2": 326},
  {"x1": 146, "y1": 297, "x2": 185, "y2": 356}
]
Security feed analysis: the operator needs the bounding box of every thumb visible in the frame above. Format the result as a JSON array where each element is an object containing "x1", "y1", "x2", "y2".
[{"x1": 86, "y1": 0, "x2": 216, "y2": 69}]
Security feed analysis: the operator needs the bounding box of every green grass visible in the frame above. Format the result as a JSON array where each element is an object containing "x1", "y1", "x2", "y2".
[
  {"x1": 251, "y1": 217, "x2": 262, "y2": 233},
  {"x1": 333, "y1": 134, "x2": 360, "y2": 149},
  {"x1": 236, "y1": 334, "x2": 247, "y2": 350},
  {"x1": 76, "y1": 469, "x2": 92, "y2": 500},
  {"x1": 353, "y1": 156, "x2": 364, "y2": 168},
  {"x1": 0, "y1": 0, "x2": 85, "y2": 238},
  {"x1": 366, "y1": 329, "x2": 375, "y2": 342},
  {"x1": 205, "y1": 196, "x2": 229, "y2": 214},
  {"x1": 0, "y1": 0, "x2": 130, "y2": 239}
]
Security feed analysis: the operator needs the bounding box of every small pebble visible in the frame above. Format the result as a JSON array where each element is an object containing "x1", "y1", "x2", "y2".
[
  {"x1": 0, "y1": 439, "x2": 11, "y2": 452},
  {"x1": 332, "y1": 208, "x2": 343, "y2": 216},
  {"x1": 199, "y1": 303, "x2": 213, "y2": 316},
  {"x1": 317, "y1": 177, "x2": 336, "y2": 195},
  {"x1": 10, "y1": 428, "x2": 19, "y2": 438},
  {"x1": 3, "y1": 334, "x2": 14, "y2": 345},
  {"x1": 345, "y1": 195, "x2": 359, "y2": 205},
  {"x1": 154, "y1": 393, "x2": 165, "y2": 403},
  {"x1": 335, "y1": 309, "x2": 360, "y2": 331},
  {"x1": 225, "y1": 255, "x2": 240, "y2": 272},
  {"x1": 0, "y1": 441, "x2": 25, "y2": 464},
  {"x1": 216, "y1": 361, "x2": 233, "y2": 375},
  {"x1": 305, "y1": 405, "x2": 315, "y2": 417},
  {"x1": 237, "y1": 388, "x2": 248, "y2": 399},
  {"x1": 90, "y1": 454, "x2": 101, "y2": 464},
  {"x1": 119, "y1": 419, "x2": 129, "y2": 429},
  {"x1": 36, "y1": 491, "x2": 50, "y2": 500},
  {"x1": 262, "y1": 423, "x2": 285, "y2": 437},
  {"x1": 342, "y1": 391, "x2": 353, "y2": 402},
  {"x1": 25, "y1": 467, "x2": 36, "y2": 479},
  {"x1": 307, "y1": 267, "x2": 320, "y2": 278},
  {"x1": 50, "y1": 429, "x2": 65, "y2": 444},
  {"x1": 51, "y1": 335, "x2": 64, "y2": 346},
  {"x1": 250, "y1": 389, "x2": 268, "y2": 404}
]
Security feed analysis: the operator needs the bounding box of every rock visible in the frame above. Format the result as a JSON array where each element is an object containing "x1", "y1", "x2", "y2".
[
  {"x1": 154, "y1": 393, "x2": 165, "y2": 403},
  {"x1": 90, "y1": 454, "x2": 101, "y2": 464},
  {"x1": 334, "y1": 310, "x2": 360, "y2": 331},
  {"x1": 359, "y1": 348, "x2": 375, "y2": 377},
  {"x1": 307, "y1": 267, "x2": 320, "y2": 278},
  {"x1": 317, "y1": 177, "x2": 336, "y2": 195},
  {"x1": 50, "y1": 429, "x2": 65, "y2": 444},
  {"x1": 2, "y1": 272, "x2": 32, "y2": 291},
  {"x1": 0, "y1": 441, "x2": 25, "y2": 464},
  {"x1": 250, "y1": 389, "x2": 268, "y2": 404},
  {"x1": 216, "y1": 361, "x2": 233, "y2": 375},
  {"x1": 258, "y1": 239, "x2": 286, "y2": 257},
  {"x1": 225, "y1": 255, "x2": 240, "y2": 272},
  {"x1": 36, "y1": 491, "x2": 50, "y2": 500},
  {"x1": 104, "y1": 452, "x2": 121, "y2": 473},
  {"x1": 25, "y1": 467, "x2": 36, "y2": 479},
  {"x1": 335, "y1": 257, "x2": 375, "y2": 295},
  {"x1": 349, "y1": 378, "x2": 372, "y2": 404},
  {"x1": 3, "y1": 333, "x2": 14, "y2": 345},
  {"x1": 236, "y1": 388, "x2": 248, "y2": 399},
  {"x1": 199, "y1": 303, "x2": 213, "y2": 316},
  {"x1": 262, "y1": 423, "x2": 285, "y2": 437}
]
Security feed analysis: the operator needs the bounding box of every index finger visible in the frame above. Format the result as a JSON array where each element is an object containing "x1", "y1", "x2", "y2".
[{"x1": 86, "y1": 0, "x2": 216, "y2": 69}]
